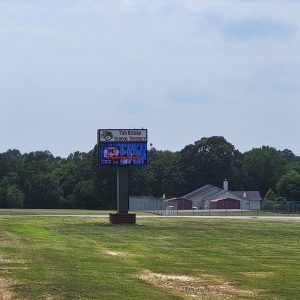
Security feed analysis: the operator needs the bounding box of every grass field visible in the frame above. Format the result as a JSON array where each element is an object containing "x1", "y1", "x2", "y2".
[
  {"x1": 176, "y1": 210, "x2": 300, "y2": 217},
  {"x1": 0, "y1": 212, "x2": 300, "y2": 299},
  {"x1": 0, "y1": 209, "x2": 114, "y2": 216},
  {"x1": 0, "y1": 209, "x2": 150, "y2": 216}
]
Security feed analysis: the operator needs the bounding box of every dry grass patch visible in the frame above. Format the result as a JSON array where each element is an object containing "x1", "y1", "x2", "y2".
[
  {"x1": 42, "y1": 293, "x2": 56, "y2": 300},
  {"x1": 139, "y1": 270, "x2": 259, "y2": 299},
  {"x1": 0, "y1": 254, "x2": 29, "y2": 272},
  {"x1": 241, "y1": 272, "x2": 275, "y2": 278},
  {"x1": 102, "y1": 250, "x2": 134, "y2": 257},
  {"x1": 0, "y1": 277, "x2": 15, "y2": 300},
  {"x1": 0, "y1": 238, "x2": 10, "y2": 246},
  {"x1": 0, "y1": 266, "x2": 29, "y2": 271},
  {"x1": 0, "y1": 254, "x2": 28, "y2": 265},
  {"x1": 0, "y1": 254, "x2": 13, "y2": 263}
]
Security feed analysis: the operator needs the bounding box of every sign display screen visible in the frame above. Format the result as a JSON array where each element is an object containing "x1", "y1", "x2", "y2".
[{"x1": 98, "y1": 129, "x2": 147, "y2": 165}]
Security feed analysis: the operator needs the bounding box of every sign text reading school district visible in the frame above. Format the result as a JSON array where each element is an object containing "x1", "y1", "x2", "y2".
[{"x1": 98, "y1": 129, "x2": 147, "y2": 143}]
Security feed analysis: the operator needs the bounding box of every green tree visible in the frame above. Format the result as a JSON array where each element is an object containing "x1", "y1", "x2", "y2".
[
  {"x1": 52, "y1": 151, "x2": 94, "y2": 205},
  {"x1": 179, "y1": 136, "x2": 242, "y2": 194},
  {"x1": 281, "y1": 149, "x2": 298, "y2": 163},
  {"x1": 262, "y1": 188, "x2": 277, "y2": 210},
  {"x1": 277, "y1": 170, "x2": 300, "y2": 202},
  {"x1": 19, "y1": 151, "x2": 58, "y2": 195},
  {"x1": 283, "y1": 161, "x2": 300, "y2": 174},
  {"x1": 162, "y1": 163, "x2": 185, "y2": 197},
  {"x1": 73, "y1": 180, "x2": 98, "y2": 209},
  {"x1": 242, "y1": 146, "x2": 285, "y2": 195},
  {"x1": 129, "y1": 167, "x2": 155, "y2": 196},
  {"x1": 24, "y1": 174, "x2": 63, "y2": 208},
  {"x1": 0, "y1": 175, "x2": 24, "y2": 208},
  {"x1": 0, "y1": 149, "x2": 24, "y2": 180},
  {"x1": 146, "y1": 148, "x2": 180, "y2": 196},
  {"x1": 264, "y1": 188, "x2": 276, "y2": 202},
  {"x1": 5, "y1": 186, "x2": 24, "y2": 208}
]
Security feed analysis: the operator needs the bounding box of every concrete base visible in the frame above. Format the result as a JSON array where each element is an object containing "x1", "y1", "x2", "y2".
[{"x1": 109, "y1": 213, "x2": 136, "y2": 224}]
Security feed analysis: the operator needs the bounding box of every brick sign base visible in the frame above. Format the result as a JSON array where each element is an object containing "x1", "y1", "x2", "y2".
[{"x1": 109, "y1": 213, "x2": 136, "y2": 224}]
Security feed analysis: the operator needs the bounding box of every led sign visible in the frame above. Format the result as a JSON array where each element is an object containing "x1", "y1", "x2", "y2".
[{"x1": 97, "y1": 129, "x2": 147, "y2": 166}]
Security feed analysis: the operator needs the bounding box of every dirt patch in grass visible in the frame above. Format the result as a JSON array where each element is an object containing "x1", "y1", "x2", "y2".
[
  {"x1": 103, "y1": 250, "x2": 134, "y2": 257},
  {"x1": 0, "y1": 238, "x2": 10, "y2": 246},
  {"x1": 0, "y1": 255, "x2": 13, "y2": 263},
  {"x1": 0, "y1": 254, "x2": 29, "y2": 272},
  {"x1": 0, "y1": 254, "x2": 28, "y2": 264},
  {"x1": 241, "y1": 272, "x2": 275, "y2": 278},
  {"x1": 0, "y1": 266, "x2": 29, "y2": 271},
  {"x1": 43, "y1": 293, "x2": 56, "y2": 300},
  {"x1": 139, "y1": 270, "x2": 259, "y2": 299},
  {"x1": 0, "y1": 277, "x2": 15, "y2": 300}
]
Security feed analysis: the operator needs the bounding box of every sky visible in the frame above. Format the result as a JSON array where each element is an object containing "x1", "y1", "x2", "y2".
[{"x1": 1, "y1": 0, "x2": 300, "y2": 157}]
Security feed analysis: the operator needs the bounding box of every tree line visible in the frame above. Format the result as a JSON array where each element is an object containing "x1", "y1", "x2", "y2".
[{"x1": 0, "y1": 136, "x2": 299, "y2": 209}]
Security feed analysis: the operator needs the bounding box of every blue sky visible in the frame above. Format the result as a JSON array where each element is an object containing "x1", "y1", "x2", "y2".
[{"x1": 0, "y1": 0, "x2": 299, "y2": 156}]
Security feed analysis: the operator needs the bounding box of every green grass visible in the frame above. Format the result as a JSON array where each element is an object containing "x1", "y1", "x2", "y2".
[
  {"x1": 0, "y1": 214, "x2": 300, "y2": 299},
  {"x1": 176, "y1": 210, "x2": 300, "y2": 217},
  {"x1": 0, "y1": 209, "x2": 109, "y2": 215},
  {"x1": 0, "y1": 209, "x2": 149, "y2": 216}
]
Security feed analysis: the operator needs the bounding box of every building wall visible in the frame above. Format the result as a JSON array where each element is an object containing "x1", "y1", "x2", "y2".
[
  {"x1": 240, "y1": 200, "x2": 261, "y2": 210},
  {"x1": 210, "y1": 199, "x2": 240, "y2": 209},
  {"x1": 129, "y1": 196, "x2": 162, "y2": 211},
  {"x1": 168, "y1": 199, "x2": 192, "y2": 210},
  {"x1": 193, "y1": 199, "x2": 261, "y2": 210},
  {"x1": 191, "y1": 199, "x2": 205, "y2": 209}
]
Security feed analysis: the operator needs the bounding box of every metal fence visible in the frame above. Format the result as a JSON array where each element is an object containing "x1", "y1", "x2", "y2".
[
  {"x1": 261, "y1": 201, "x2": 300, "y2": 214},
  {"x1": 129, "y1": 196, "x2": 178, "y2": 215},
  {"x1": 129, "y1": 196, "x2": 300, "y2": 216}
]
